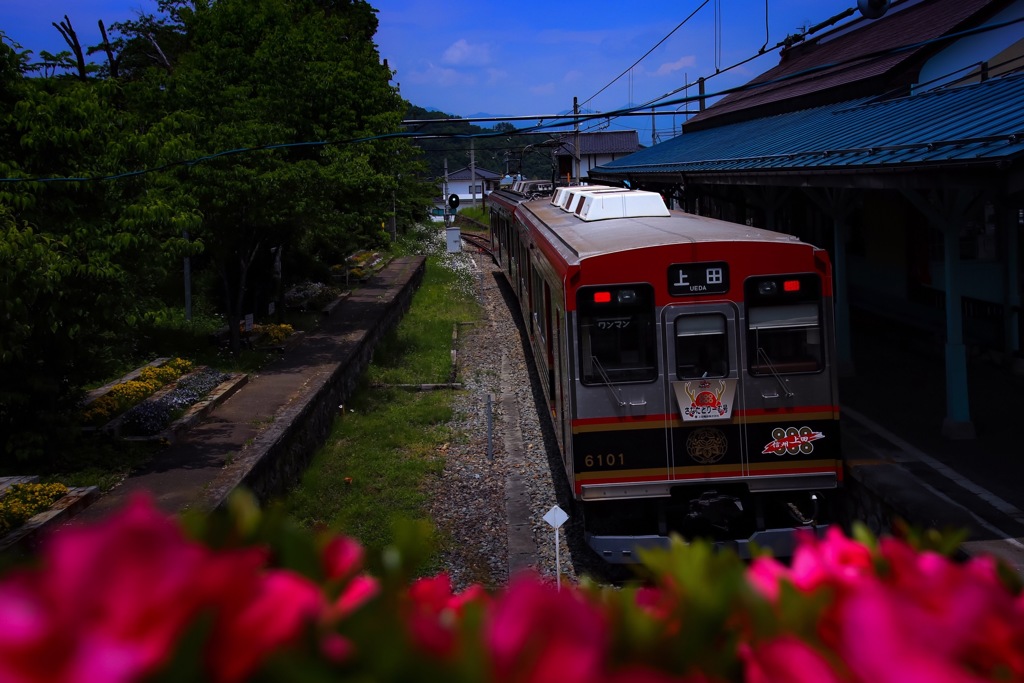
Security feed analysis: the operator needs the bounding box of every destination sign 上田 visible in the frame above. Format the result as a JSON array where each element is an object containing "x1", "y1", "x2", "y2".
[{"x1": 668, "y1": 262, "x2": 730, "y2": 296}]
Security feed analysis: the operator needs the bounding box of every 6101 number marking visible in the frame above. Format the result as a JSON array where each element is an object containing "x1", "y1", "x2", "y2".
[{"x1": 583, "y1": 453, "x2": 625, "y2": 468}]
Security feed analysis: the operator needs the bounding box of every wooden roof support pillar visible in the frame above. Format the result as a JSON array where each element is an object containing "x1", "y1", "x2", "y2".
[
  {"x1": 747, "y1": 185, "x2": 791, "y2": 233},
  {"x1": 902, "y1": 187, "x2": 983, "y2": 440},
  {"x1": 999, "y1": 202, "x2": 1022, "y2": 364},
  {"x1": 804, "y1": 187, "x2": 858, "y2": 378}
]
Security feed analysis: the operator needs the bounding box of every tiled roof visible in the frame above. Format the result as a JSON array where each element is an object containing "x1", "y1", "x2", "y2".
[
  {"x1": 590, "y1": 73, "x2": 1024, "y2": 176},
  {"x1": 685, "y1": 0, "x2": 1004, "y2": 130},
  {"x1": 553, "y1": 131, "x2": 640, "y2": 156},
  {"x1": 446, "y1": 166, "x2": 502, "y2": 180}
]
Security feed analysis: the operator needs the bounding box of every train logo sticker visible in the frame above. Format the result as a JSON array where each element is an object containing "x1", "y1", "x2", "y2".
[
  {"x1": 686, "y1": 428, "x2": 728, "y2": 465},
  {"x1": 672, "y1": 379, "x2": 737, "y2": 422},
  {"x1": 762, "y1": 426, "x2": 824, "y2": 456}
]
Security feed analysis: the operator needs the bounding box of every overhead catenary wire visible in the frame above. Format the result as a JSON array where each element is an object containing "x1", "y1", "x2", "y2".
[
  {"x1": 579, "y1": 0, "x2": 712, "y2": 111},
  {"x1": 4, "y1": 13, "x2": 1024, "y2": 185}
]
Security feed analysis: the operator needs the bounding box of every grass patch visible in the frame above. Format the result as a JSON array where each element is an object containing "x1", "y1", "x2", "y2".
[
  {"x1": 457, "y1": 206, "x2": 489, "y2": 227},
  {"x1": 284, "y1": 385, "x2": 451, "y2": 566},
  {"x1": 284, "y1": 238, "x2": 481, "y2": 571},
  {"x1": 370, "y1": 248, "x2": 478, "y2": 386}
]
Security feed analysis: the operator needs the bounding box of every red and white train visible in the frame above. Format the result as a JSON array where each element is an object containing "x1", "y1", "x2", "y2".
[{"x1": 488, "y1": 182, "x2": 842, "y2": 563}]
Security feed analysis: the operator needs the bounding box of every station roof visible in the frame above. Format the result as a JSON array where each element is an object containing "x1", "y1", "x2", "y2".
[
  {"x1": 684, "y1": 0, "x2": 1004, "y2": 131},
  {"x1": 590, "y1": 72, "x2": 1024, "y2": 181}
]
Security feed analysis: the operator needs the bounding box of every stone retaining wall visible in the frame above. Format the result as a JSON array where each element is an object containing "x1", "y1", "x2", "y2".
[{"x1": 202, "y1": 257, "x2": 426, "y2": 511}]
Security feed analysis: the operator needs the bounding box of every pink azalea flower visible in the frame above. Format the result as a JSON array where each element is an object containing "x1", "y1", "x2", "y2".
[
  {"x1": 739, "y1": 635, "x2": 845, "y2": 683},
  {"x1": 748, "y1": 528, "x2": 874, "y2": 601},
  {"x1": 839, "y1": 536, "x2": 1024, "y2": 679},
  {"x1": 403, "y1": 573, "x2": 487, "y2": 660},
  {"x1": 837, "y1": 580, "x2": 988, "y2": 683},
  {"x1": 485, "y1": 574, "x2": 608, "y2": 683},
  {"x1": 746, "y1": 556, "x2": 790, "y2": 600},
  {"x1": 207, "y1": 570, "x2": 326, "y2": 683},
  {"x1": 329, "y1": 574, "x2": 380, "y2": 621},
  {"x1": 321, "y1": 535, "x2": 364, "y2": 582},
  {"x1": 0, "y1": 494, "x2": 246, "y2": 683},
  {"x1": 602, "y1": 664, "x2": 721, "y2": 683},
  {"x1": 788, "y1": 527, "x2": 876, "y2": 591}
]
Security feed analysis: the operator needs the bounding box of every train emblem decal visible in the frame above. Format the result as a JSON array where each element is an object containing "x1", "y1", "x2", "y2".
[
  {"x1": 686, "y1": 428, "x2": 728, "y2": 465},
  {"x1": 672, "y1": 379, "x2": 737, "y2": 422},
  {"x1": 762, "y1": 426, "x2": 824, "y2": 456}
]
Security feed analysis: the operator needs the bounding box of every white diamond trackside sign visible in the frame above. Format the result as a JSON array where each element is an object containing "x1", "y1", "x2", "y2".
[{"x1": 543, "y1": 505, "x2": 568, "y2": 529}]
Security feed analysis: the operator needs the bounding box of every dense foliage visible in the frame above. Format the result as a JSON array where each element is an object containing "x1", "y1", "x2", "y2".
[
  {"x1": 405, "y1": 106, "x2": 555, "y2": 183},
  {"x1": 0, "y1": 0, "x2": 435, "y2": 464},
  {"x1": 1, "y1": 492, "x2": 1021, "y2": 682}
]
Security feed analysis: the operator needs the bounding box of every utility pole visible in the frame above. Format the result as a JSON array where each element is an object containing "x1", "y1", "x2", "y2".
[
  {"x1": 443, "y1": 157, "x2": 450, "y2": 227},
  {"x1": 573, "y1": 96, "x2": 580, "y2": 185},
  {"x1": 183, "y1": 229, "x2": 192, "y2": 321},
  {"x1": 651, "y1": 107, "x2": 656, "y2": 146},
  {"x1": 470, "y1": 139, "x2": 477, "y2": 209}
]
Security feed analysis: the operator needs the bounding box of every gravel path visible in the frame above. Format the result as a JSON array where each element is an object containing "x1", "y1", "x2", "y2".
[{"x1": 428, "y1": 247, "x2": 620, "y2": 590}]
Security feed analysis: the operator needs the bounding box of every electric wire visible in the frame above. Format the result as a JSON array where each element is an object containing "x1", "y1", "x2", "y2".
[
  {"x1": 580, "y1": 0, "x2": 712, "y2": 110},
  {"x1": 3, "y1": 13, "x2": 1023, "y2": 185}
]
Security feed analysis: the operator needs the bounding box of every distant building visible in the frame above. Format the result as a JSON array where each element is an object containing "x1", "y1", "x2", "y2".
[
  {"x1": 550, "y1": 131, "x2": 641, "y2": 184},
  {"x1": 444, "y1": 166, "x2": 501, "y2": 205},
  {"x1": 432, "y1": 166, "x2": 502, "y2": 220}
]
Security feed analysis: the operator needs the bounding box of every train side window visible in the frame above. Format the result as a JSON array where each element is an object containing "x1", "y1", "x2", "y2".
[
  {"x1": 532, "y1": 270, "x2": 546, "y2": 340},
  {"x1": 577, "y1": 284, "x2": 657, "y2": 384},
  {"x1": 675, "y1": 314, "x2": 728, "y2": 379}
]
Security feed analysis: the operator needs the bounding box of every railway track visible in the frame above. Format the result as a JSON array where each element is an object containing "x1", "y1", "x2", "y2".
[{"x1": 458, "y1": 231, "x2": 492, "y2": 255}]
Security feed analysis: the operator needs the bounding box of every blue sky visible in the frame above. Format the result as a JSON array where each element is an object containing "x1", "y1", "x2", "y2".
[{"x1": 3, "y1": 0, "x2": 857, "y2": 130}]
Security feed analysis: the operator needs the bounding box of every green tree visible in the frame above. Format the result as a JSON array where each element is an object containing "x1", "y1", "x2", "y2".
[
  {"x1": 153, "y1": 0, "x2": 431, "y2": 352},
  {"x1": 0, "y1": 40, "x2": 199, "y2": 463}
]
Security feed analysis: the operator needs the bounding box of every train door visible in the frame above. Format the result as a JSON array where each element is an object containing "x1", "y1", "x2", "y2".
[{"x1": 663, "y1": 304, "x2": 747, "y2": 479}]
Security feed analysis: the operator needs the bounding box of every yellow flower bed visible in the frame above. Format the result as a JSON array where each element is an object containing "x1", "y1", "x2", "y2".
[
  {"x1": 0, "y1": 482, "x2": 69, "y2": 534},
  {"x1": 81, "y1": 358, "x2": 194, "y2": 427},
  {"x1": 253, "y1": 323, "x2": 294, "y2": 345}
]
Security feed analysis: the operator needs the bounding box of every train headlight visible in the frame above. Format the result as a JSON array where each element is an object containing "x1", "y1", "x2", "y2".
[
  {"x1": 617, "y1": 289, "x2": 637, "y2": 304},
  {"x1": 757, "y1": 281, "x2": 778, "y2": 296}
]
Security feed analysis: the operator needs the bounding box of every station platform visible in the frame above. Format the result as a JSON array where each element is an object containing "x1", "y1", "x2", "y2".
[
  {"x1": 840, "y1": 312, "x2": 1024, "y2": 577},
  {"x1": 72, "y1": 256, "x2": 426, "y2": 525}
]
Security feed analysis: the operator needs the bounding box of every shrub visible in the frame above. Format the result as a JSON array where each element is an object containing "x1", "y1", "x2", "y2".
[{"x1": 0, "y1": 492, "x2": 1020, "y2": 683}]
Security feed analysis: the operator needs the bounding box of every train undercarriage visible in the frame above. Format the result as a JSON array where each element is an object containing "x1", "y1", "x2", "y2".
[{"x1": 581, "y1": 482, "x2": 837, "y2": 563}]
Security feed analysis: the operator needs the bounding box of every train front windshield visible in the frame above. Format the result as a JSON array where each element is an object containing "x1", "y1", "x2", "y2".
[
  {"x1": 577, "y1": 284, "x2": 657, "y2": 384},
  {"x1": 745, "y1": 275, "x2": 824, "y2": 375}
]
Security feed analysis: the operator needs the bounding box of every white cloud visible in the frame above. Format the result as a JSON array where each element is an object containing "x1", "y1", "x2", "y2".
[
  {"x1": 563, "y1": 69, "x2": 585, "y2": 83},
  {"x1": 442, "y1": 39, "x2": 491, "y2": 65},
  {"x1": 529, "y1": 83, "x2": 557, "y2": 96},
  {"x1": 654, "y1": 55, "x2": 698, "y2": 77},
  {"x1": 485, "y1": 68, "x2": 508, "y2": 86},
  {"x1": 404, "y1": 63, "x2": 476, "y2": 88}
]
